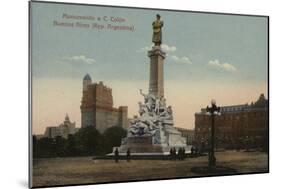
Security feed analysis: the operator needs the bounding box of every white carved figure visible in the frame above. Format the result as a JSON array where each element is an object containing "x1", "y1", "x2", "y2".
[
  {"x1": 125, "y1": 88, "x2": 187, "y2": 147},
  {"x1": 147, "y1": 93, "x2": 156, "y2": 108},
  {"x1": 155, "y1": 98, "x2": 160, "y2": 114},
  {"x1": 139, "y1": 89, "x2": 149, "y2": 103},
  {"x1": 167, "y1": 106, "x2": 173, "y2": 119},
  {"x1": 160, "y1": 96, "x2": 166, "y2": 106},
  {"x1": 138, "y1": 101, "x2": 147, "y2": 115},
  {"x1": 140, "y1": 89, "x2": 156, "y2": 111}
]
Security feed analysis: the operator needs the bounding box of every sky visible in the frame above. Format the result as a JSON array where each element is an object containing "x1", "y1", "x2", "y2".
[{"x1": 31, "y1": 2, "x2": 268, "y2": 134}]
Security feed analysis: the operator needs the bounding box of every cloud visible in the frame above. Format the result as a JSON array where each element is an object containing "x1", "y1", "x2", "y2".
[
  {"x1": 161, "y1": 44, "x2": 177, "y2": 52},
  {"x1": 137, "y1": 44, "x2": 191, "y2": 65},
  {"x1": 63, "y1": 55, "x2": 96, "y2": 65},
  {"x1": 137, "y1": 44, "x2": 177, "y2": 53},
  {"x1": 170, "y1": 55, "x2": 192, "y2": 64},
  {"x1": 208, "y1": 59, "x2": 237, "y2": 72},
  {"x1": 136, "y1": 45, "x2": 152, "y2": 52}
]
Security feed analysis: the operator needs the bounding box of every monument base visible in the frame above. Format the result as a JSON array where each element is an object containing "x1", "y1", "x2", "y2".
[
  {"x1": 119, "y1": 136, "x2": 163, "y2": 154},
  {"x1": 108, "y1": 134, "x2": 191, "y2": 156}
]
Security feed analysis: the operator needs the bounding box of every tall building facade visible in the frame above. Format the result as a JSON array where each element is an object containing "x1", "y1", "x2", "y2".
[
  {"x1": 194, "y1": 94, "x2": 268, "y2": 149},
  {"x1": 80, "y1": 74, "x2": 128, "y2": 133}
]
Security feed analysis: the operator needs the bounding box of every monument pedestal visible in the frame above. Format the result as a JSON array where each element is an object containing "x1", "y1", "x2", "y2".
[
  {"x1": 119, "y1": 136, "x2": 163, "y2": 154},
  {"x1": 115, "y1": 128, "x2": 190, "y2": 156}
]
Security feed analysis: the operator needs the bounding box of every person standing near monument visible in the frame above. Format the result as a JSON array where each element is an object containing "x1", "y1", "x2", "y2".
[
  {"x1": 170, "y1": 148, "x2": 173, "y2": 160},
  {"x1": 172, "y1": 147, "x2": 176, "y2": 160},
  {"x1": 114, "y1": 148, "x2": 119, "y2": 163},
  {"x1": 152, "y1": 14, "x2": 163, "y2": 46},
  {"x1": 126, "y1": 148, "x2": 131, "y2": 162},
  {"x1": 191, "y1": 146, "x2": 195, "y2": 155},
  {"x1": 183, "y1": 148, "x2": 186, "y2": 160}
]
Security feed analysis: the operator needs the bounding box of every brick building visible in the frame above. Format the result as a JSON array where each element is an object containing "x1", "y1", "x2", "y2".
[
  {"x1": 80, "y1": 74, "x2": 128, "y2": 133},
  {"x1": 194, "y1": 94, "x2": 268, "y2": 150}
]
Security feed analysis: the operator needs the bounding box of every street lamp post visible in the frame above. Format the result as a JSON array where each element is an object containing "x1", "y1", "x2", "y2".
[{"x1": 206, "y1": 99, "x2": 221, "y2": 168}]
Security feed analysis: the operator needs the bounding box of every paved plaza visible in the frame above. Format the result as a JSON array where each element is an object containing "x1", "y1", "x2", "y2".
[{"x1": 33, "y1": 150, "x2": 268, "y2": 187}]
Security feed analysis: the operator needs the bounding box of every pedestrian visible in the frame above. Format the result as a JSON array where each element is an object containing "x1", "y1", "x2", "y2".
[
  {"x1": 177, "y1": 148, "x2": 180, "y2": 160},
  {"x1": 173, "y1": 147, "x2": 176, "y2": 160},
  {"x1": 126, "y1": 148, "x2": 131, "y2": 162},
  {"x1": 114, "y1": 148, "x2": 119, "y2": 163},
  {"x1": 194, "y1": 146, "x2": 198, "y2": 154},
  {"x1": 180, "y1": 148, "x2": 183, "y2": 160},
  {"x1": 191, "y1": 146, "x2": 194, "y2": 155},
  {"x1": 170, "y1": 148, "x2": 173, "y2": 160},
  {"x1": 182, "y1": 148, "x2": 186, "y2": 160}
]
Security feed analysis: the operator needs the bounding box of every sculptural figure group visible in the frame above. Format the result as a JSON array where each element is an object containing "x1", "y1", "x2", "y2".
[{"x1": 128, "y1": 89, "x2": 174, "y2": 144}]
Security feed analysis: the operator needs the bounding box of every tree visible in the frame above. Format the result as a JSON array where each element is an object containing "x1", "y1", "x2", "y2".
[
  {"x1": 32, "y1": 126, "x2": 128, "y2": 158},
  {"x1": 32, "y1": 135, "x2": 37, "y2": 158},
  {"x1": 74, "y1": 127, "x2": 103, "y2": 156},
  {"x1": 103, "y1": 126, "x2": 127, "y2": 154},
  {"x1": 54, "y1": 136, "x2": 67, "y2": 157},
  {"x1": 36, "y1": 137, "x2": 56, "y2": 158},
  {"x1": 66, "y1": 134, "x2": 77, "y2": 156}
]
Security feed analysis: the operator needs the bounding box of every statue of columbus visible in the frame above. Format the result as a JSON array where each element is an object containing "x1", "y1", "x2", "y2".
[{"x1": 152, "y1": 14, "x2": 163, "y2": 46}]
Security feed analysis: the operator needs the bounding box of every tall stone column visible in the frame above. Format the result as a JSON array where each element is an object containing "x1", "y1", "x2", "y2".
[{"x1": 148, "y1": 46, "x2": 166, "y2": 98}]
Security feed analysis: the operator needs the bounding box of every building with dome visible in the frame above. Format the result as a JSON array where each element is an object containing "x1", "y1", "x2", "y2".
[
  {"x1": 80, "y1": 74, "x2": 128, "y2": 133},
  {"x1": 43, "y1": 114, "x2": 79, "y2": 139}
]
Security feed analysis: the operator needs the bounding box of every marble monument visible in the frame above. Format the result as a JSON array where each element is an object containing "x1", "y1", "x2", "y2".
[{"x1": 113, "y1": 15, "x2": 189, "y2": 155}]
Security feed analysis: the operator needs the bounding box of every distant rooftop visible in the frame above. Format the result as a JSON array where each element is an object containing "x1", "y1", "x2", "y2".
[
  {"x1": 83, "y1": 73, "x2": 92, "y2": 81},
  {"x1": 197, "y1": 94, "x2": 268, "y2": 114}
]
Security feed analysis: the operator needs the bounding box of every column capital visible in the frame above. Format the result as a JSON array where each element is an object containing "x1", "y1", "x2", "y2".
[{"x1": 147, "y1": 46, "x2": 166, "y2": 59}]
